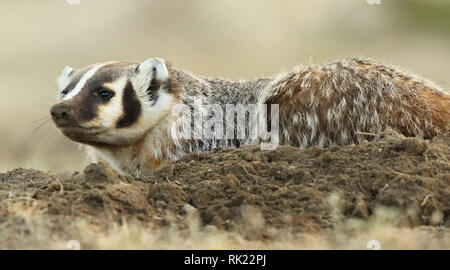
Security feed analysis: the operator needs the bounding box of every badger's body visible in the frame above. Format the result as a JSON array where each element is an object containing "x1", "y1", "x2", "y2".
[{"x1": 51, "y1": 58, "x2": 450, "y2": 177}]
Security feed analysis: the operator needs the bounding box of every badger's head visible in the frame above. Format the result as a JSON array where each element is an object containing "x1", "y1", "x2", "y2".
[{"x1": 50, "y1": 58, "x2": 177, "y2": 147}]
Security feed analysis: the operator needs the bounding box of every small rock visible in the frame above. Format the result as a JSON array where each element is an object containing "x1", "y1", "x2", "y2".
[
  {"x1": 391, "y1": 138, "x2": 428, "y2": 155},
  {"x1": 83, "y1": 163, "x2": 114, "y2": 183},
  {"x1": 244, "y1": 154, "x2": 254, "y2": 162},
  {"x1": 210, "y1": 215, "x2": 224, "y2": 228},
  {"x1": 180, "y1": 203, "x2": 198, "y2": 215},
  {"x1": 156, "y1": 200, "x2": 166, "y2": 209},
  {"x1": 225, "y1": 174, "x2": 240, "y2": 188},
  {"x1": 204, "y1": 225, "x2": 218, "y2": 233},
  {"x1": 352, "y1": 198, "x2": 369, "y2": 219},
  {"x1": 318, "y1": 151, "x2": 334, "y2": 163}
]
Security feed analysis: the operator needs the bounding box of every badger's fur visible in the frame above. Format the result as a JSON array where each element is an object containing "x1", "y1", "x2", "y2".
[{"x1": 51, "y1": 57, "x2": 450, "y2": 177}]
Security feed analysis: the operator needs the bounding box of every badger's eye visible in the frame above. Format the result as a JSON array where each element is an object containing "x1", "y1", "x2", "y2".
[
  {"x1": 61, "y1": 89, "x2": 69, "y2": 97},
  {"x1": 98, "y1": 88, "x2": 114, "y2": 101}
]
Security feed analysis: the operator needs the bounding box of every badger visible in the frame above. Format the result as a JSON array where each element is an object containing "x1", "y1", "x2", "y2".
[{"x1": 50, "y1": 57, "x2": 450, "y2": 177}]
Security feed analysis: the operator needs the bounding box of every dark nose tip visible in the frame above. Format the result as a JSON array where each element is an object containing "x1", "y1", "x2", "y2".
[{"x1": 50, "y1": 103, "x2": 73, "y2": 123}]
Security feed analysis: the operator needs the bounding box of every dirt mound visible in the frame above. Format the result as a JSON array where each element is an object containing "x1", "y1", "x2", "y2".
[
  {"x1": 147, "y1": 133, "x2": 449, "y2": 234},
  {"x1": 0, "y1": 132, "x2": 449, "y2": 248}
]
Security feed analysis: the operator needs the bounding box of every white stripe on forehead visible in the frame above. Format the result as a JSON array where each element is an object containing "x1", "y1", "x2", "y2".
[{"x1": 63, "y1": 62, "x2": 111, "y2": 101}]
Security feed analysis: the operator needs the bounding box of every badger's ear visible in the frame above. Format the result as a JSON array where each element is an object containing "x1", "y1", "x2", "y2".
[
  {"x1": 133, "y1": 58, "x2": 169, "y2": 94},
  {"x1": 57, "y1": 66, "x2": 74, "y2": 90}
]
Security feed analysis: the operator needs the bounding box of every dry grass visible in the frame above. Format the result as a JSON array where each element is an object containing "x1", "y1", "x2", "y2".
[{"x1": 1, "y1": 194, "x2": 448, "y2": 250}]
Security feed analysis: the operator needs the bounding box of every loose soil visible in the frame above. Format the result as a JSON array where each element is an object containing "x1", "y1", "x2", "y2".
[{"x1": 1, "y1": 132, "x2": 449, "y2": 249}]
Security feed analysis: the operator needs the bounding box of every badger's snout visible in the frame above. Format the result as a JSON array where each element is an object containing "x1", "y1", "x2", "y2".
[{"x1": 50, "y1": 103, "x2": 75, "y2": 126}]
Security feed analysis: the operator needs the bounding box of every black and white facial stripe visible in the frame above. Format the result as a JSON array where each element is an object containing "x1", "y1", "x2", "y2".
[
  {"x1": 57, "y1": 63, "x2": 137, "y2": 127},
  {"x1": 56, "y1": 59, "x2": 172, "y2": 132},
  {"x1": 116, "y1": 81, "x2": 142, "y2": 128}
]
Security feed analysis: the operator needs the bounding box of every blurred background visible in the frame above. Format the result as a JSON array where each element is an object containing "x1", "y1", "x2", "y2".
[{"x1": 0, "y1": 0, "x2": 449, "y2": 173}]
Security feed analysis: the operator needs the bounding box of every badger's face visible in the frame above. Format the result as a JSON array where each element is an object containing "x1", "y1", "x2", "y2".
[{"x1": 50, "y1": 58, "x2": 177, "y2": 147}]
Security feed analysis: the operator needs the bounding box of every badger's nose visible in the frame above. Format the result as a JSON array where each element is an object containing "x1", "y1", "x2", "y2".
[{"x1": 50, "y1": 103, "x2": 73, "y2": 125}]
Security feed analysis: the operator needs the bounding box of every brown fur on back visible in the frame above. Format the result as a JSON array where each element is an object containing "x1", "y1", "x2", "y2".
[{"x1": 259, "y1": 58, "x2": 449, "y2": 147}]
